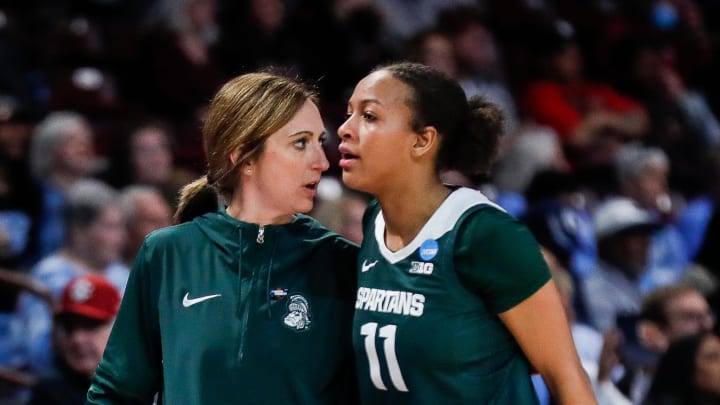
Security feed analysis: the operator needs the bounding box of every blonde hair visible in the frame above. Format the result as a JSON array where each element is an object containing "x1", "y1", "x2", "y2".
[{"x1": 175, "y1": 72, "x2": 318, "y2": 223}]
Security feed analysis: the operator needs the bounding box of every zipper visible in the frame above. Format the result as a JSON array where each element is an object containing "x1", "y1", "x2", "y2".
[
  {"x1": 237, "y1": 227, "x2": 255, "y2": 363},
  {"x1": 237, "y1": 224, "x2": 268, "y2": 363},
  {"x1": 265, "y1": 233, "x2": 278, "y2": 319}
]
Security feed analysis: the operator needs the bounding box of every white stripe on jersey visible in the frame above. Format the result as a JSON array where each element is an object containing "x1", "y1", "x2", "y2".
[{"x1": 374, "y1": 187, "x2": 504, "y2": 264}]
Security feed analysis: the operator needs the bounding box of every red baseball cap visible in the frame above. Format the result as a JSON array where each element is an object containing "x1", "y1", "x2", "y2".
[{"x1": 57, "y1": 274, "x2": 121, "y2": 322}]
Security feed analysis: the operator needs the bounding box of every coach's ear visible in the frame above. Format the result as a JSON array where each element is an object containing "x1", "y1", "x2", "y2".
[
  {"x1": 411, "y1": 126, "x2": 438, "y2": 159},
  {"x1": 230, "y1": 150, "x2": 255, "y2": 176}
]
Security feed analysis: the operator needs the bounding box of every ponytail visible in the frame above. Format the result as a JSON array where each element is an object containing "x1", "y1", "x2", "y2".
[
  {"x1": 380, "y1": 62, "x2": 504, "y2": 177},
  {"x1": 439, "y1": 95, "x2": 504, "y2": 176},
  {"x1": 467, "y1": 96, "x2": 504, "y2": 174},
  {"x1": 174, "y1": 176, "x2": 219, "y2": 224}
]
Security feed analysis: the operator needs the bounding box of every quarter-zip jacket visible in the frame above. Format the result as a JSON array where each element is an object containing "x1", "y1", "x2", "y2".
[{"x1": 88, "y1": 208, "x2": 359, "y2": 404}]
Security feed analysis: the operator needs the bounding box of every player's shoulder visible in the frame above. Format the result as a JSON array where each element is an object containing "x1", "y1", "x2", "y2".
[
  {"x1": 432, "y1": 187, "x2": 509, "y2": 235},
  {"x1": 451, "y1": 190, "x2": 534, "y2": 247}
]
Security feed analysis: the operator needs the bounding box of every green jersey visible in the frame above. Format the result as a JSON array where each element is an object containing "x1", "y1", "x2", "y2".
[
  {"x1": 88, "y1": 208, "x2": 359, "y2": 404},
  {"x1": 353, "y1": 188, "x2": 550, "y2": 404}
]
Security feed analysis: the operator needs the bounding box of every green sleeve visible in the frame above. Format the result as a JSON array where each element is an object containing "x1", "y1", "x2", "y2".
[
  {"x1": 87, "y1": 241, "x2": 162, "y2": 403},
  {"x1": 455, "y1": 207, "x2": 551, "y2": 314}
]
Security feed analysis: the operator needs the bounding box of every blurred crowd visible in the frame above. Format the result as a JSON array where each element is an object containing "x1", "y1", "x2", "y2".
[{"x1": 1, "y1": 0, "x2": 720, "y2": 404}]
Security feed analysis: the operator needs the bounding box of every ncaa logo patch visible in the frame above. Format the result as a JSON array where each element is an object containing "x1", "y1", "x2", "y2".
[
  {"x1": 419, "y1": 239, "x2": 439, "y2": 260},
  {"x1": 283, "y1": 295, "x2": 312, "y2": 332}
]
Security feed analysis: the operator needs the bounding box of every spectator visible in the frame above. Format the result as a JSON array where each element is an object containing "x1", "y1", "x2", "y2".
[
  {"x1": 643, "y1": 331, "x2": 720, "y2": 405},
  {"x1": 102, "y1": 122, "x2": 197, "y2": 209},
  {"x1": 611, "y1": 39, "x2": 720, "y2": 151},
  {"x1": 29, "y1": 111, "x2": 99, "y2": 262},
  {"x1": 328, "y1": 2, "x2": 395, "y2": 106},
  {"x1": 521, "y1": 19, "x2": 648, "y2": 167},
  {"x1": 363, "y1": 0, "x2": 475, "y2": 50},
  {"x1": 615, "y1": 143, "x2": 673, "y2": 215},
  {"x1": 17, "y1": 179, "x2": 128, "y2": 376},
  {"x1": 523, "y1": 169, "x2": 597, "y2": 322},
  {"x1": 695, "y1": 200, "x2": 720, "y2": 313},
  {"x1": 617, "y1": 284, "x2": 716, "y2": 403},
  {"x1": 223, "y1": 0, "x2": 288, "y2": 66},
  {"x1": 28, "y1": 274, "x2": 120, "y2": 405},
  {"x1": 119, "y1": 185, "x2": 172, "y2": 267},
  {"x1": 438, "y1": 6, "x2": 520, "y2": 133},
  {"x1": 139, "y1": 0, "x2": 225, "y2": 123},
  {"x1": 492, "y1": 131, "x2": 570, "y2": 217},
  {"x1": 582, "y1": 197, "x2": 661, "y2": 332},
  {"x1": 0, "y1": 97, "x2": 41, "y2": 269},
  {"x1": 0, "y1": 9, "x2": 46, "y2": 119},
  {"x1": 677, "y1": 146, "x2": 720, "y2": 261},
  {"x1": 402, "y1": 28, "x2": 458, "y2": 78},
  {"x1": 136, "y1": 0, "x2": 226, "y2": 164},
  {"x1": 639, "y1": 284, "x2": 716, "y2": 354},
  {"x1": 615, "y1": 143, "x2": 690, "y2": 293},
  {"x1": 0, "y1": 269, "x2": 50, "y2": 402}
]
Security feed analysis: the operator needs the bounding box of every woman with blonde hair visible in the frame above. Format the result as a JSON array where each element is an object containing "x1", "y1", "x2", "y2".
[{"x1": 88, "y1": 71, "x2": 359, "y2": 404}]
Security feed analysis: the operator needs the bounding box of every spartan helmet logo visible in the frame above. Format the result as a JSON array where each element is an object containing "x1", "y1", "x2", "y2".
[{"x1": 283, "y1": 295, "x2": 312, "y2": 331}]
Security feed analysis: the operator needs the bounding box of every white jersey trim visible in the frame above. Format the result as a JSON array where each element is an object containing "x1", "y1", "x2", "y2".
[{"x1": 374, "y1": 187, "x2": 505, "y2": 264}]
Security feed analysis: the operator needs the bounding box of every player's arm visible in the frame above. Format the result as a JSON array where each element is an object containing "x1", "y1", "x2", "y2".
[
  {"x1": 457, "y1": 208, "x2": 596, "y2": 404},
  {"x1": 499, "y1": 281, "x2": 597, "y2": 405}
]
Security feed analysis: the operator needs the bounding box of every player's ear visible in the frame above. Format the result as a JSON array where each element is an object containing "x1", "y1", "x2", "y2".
[{"x1": 410, "y1": 126, "x2": 438, "y2": 158}]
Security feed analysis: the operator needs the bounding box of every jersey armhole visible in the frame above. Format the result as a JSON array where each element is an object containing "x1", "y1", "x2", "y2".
[{"x1": 451, "y1": 205, "x2": 551, "y2": 314}]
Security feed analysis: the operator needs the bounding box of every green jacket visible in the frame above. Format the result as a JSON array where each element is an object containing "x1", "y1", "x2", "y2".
[{"x1": 88, "y1": 209, "x2": 359, "y2": 404}]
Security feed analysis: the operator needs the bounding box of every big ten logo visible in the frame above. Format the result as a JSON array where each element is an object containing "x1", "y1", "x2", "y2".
[{"x1": 409, "y1": 261, "x2": 434, "y2": 275}]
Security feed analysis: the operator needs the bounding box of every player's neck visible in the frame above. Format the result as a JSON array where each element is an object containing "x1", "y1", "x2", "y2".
[{"x1": 379, "y1": 182, "x2": 451, "y2": 251}]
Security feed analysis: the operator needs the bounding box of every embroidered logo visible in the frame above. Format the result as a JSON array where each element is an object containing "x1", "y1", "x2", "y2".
[
  {"x1": 283, "y1": 295, "x2": 312, "y2": 332},
  {"x1": 409, "y1": 261, "x2": 434, "y2": 275},
  {"x1": 182, "y1": 292, "x2": 221, "y2": 308},
  {"x1": 361, "y1": 259, "x2": 378, "y2": 272},
  {"x1": 70, "y1": 279, "x2": 93, "y2": 302}
]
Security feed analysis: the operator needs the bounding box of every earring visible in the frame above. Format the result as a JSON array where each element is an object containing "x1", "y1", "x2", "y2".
[{"x1": 246, "y1": 168, "x2": 252, "y2": 174}]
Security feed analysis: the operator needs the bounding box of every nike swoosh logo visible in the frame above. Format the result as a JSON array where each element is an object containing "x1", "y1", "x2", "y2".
[
  {"x1": 182, "y1": 293, "x2": 222, "y2": 308},
  {"x1": 361, "y1": 260, "x2": 378, "y2": 272}
]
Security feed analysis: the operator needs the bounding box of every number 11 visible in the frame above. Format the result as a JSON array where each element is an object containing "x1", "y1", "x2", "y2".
[{"x1": 360, "y1": 322, "x2": 408, "y2": 392}]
